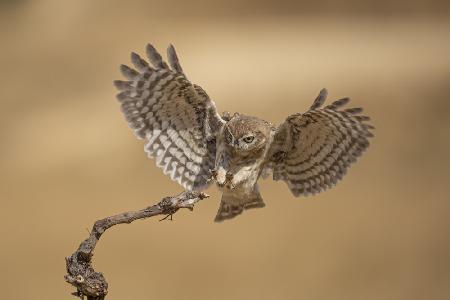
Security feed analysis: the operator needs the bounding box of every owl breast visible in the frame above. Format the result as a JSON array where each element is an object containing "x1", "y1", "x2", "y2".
[{"x1": 212, "y1": 114, "x2": 275, "y2": 194}]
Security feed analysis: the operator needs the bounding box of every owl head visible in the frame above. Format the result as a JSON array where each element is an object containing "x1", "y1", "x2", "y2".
[{"x1": 222, "y1": 114, "x2": 274, "y2": 153}]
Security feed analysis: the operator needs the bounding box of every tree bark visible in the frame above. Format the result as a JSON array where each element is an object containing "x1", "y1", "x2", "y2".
[{"x1": 64, "y1": 191, "x2": 209, "y2": 300}]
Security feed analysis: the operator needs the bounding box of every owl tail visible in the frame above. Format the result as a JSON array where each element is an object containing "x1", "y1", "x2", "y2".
[{"x1": 214, "y1": 189, "x2": 265, "y2": 222}]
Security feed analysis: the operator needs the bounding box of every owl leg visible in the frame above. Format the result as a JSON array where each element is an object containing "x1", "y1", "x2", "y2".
[
  {"x1": 216, "y1": 172, "x2": 235, "y2": 189},
  {"x1": 225, "y1": 172, "x2": 236, "y2": 189},
  {"x1": 209, "y1": 168, "x2": 235, "y2": 190},
  {"x1": 207, "y1": 169, "x2": 217, "y2": 183}
]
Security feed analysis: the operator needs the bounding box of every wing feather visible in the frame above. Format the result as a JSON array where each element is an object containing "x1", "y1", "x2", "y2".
[
  {"x1": 115, "y1": 44, "x2": 224, "y2": 191},
  {"x1": 268, "y1": 89, "x2": 374, "y2": 196},
  {"x1": 167, "y1": 44, "x2": 184, "y2": 74}
]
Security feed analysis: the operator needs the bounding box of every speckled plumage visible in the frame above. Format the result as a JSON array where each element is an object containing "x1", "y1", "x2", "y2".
[{"x1": 114, "y1": 44, "x2": 374, "y2": 222}]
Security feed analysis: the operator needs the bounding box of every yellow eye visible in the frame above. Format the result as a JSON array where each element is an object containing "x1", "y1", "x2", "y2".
[{"x1": 243, "y1": 136, "x2": 254, "y2": 143}]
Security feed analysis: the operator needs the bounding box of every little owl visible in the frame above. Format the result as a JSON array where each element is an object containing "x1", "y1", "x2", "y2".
[{"x1": 114, "y1": 44, "x2": 374, "y2": 222}]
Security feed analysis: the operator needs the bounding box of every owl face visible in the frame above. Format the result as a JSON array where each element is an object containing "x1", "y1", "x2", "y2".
[
  {"x1": 223, "y1": 114, "x2": 273, "y2": 153},
  {"x1": 213, "y1": 114, "x2": 275, "y2": 191}
]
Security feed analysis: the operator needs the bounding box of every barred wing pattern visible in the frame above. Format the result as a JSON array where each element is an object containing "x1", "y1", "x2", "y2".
[
  {"x1": 268, "y1": 89, "x2": 374, "y2": 196},
  {"x1": 114, "y1": 44, "x2": 224, "y2": 191}
]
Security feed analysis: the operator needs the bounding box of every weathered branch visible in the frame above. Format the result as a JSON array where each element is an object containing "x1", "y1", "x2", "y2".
[{"x1": 64, "y1": 191, "x2": 209, "y2": 300}]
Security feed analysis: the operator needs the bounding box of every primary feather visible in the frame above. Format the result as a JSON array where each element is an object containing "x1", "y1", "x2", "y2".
[{"x1": 114, "y1": 44, "x2": 224, "y2": 191}]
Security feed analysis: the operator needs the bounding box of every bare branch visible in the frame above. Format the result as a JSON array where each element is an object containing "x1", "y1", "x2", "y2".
[{"x1": 64, "y1": 191, "x2": 209, "y2": 300}]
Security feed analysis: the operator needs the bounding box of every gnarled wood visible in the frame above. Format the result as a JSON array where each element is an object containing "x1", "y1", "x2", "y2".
[{"x1": 65, "y1": 191, "x2": 209, "y2": 299}]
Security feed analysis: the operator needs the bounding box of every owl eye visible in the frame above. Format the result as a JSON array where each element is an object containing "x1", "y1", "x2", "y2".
[{"x1": 242, "y1": 136, "x2": 254, "y2": 143}]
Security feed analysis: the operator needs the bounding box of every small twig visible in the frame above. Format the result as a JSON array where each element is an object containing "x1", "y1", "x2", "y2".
[{"x1": 64, "y1": 191, "x2": 209, "y2": 300}]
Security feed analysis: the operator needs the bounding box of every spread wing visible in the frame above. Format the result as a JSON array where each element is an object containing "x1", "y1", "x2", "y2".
[
  {"x1": 114, "y1": 44, "x2": 225, "y2": 191},
  {"x1": 267, "y1": 89, "x2": 374, "y2": 196}
]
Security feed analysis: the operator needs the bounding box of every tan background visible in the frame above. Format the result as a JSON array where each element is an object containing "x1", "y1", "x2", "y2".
[{"x1": 1, "y1": 1, "x2": 450, "y2": 299}]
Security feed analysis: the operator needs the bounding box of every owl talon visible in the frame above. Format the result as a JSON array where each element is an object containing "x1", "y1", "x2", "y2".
[
  {"x1": 209, "y1": 169, "x2": 235, "y2": 189},
  {"x1": 207, "y1": 169, "x2": 218, "y2": 183},
  {"x1": 225, "y1": 172, "x2": 235, "y2": 189}
]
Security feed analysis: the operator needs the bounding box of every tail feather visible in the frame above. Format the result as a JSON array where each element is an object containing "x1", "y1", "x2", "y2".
[{"x1": 214, "y1": 190, "x2": 265, "y2": 222}]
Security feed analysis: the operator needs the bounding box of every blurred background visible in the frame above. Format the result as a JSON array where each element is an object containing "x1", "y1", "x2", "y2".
[{"x1": 1, "y1": 0, "x2": 450, "y2": 299}]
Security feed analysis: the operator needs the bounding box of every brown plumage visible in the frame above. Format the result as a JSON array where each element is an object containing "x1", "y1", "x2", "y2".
[{"x1": 114, "y1": 44, "x2": 374, "y2": 222}]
